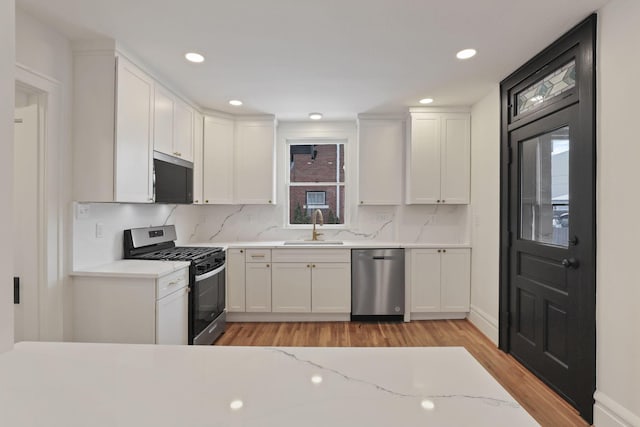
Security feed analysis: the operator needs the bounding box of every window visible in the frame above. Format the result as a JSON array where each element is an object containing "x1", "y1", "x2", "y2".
[
  {"x1": 288, "y1": 141, "x2": 345, "y2": 225},
  {"x1": 306, "y1": 191, "x2": 327, "y2": 208}
]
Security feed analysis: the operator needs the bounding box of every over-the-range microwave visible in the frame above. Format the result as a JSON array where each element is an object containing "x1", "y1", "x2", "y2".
[{"x1": 153, "y1": 151, "x2": 193, "y2": 204}]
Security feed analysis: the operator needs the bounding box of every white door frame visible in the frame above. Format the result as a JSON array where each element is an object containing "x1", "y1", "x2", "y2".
[{"x1": 15, "y1": 63, "x2": 63, "y2": 341}]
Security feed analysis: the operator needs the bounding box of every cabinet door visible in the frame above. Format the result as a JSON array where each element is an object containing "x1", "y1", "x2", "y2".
[
  {"x1": 153, "y1": 85, "x2": 174, "y2": 157},
  {"x1": 410, "y1": 249, "x2": 441, "y2": 312},
  {"x1": 173, "y1": 99, "x2": 194, "y2": 161},
  {"x1": 203, "y1": 116, "x2": 235, "y2": 204},
  {"x1": 358, "y1": 119, "x2": 404, "y2": 205},
  {"x1": 311, "y1": 263, "x2": 351, "y2": 313},
  {"x1": 272, "y1": 263, "x2": 311, "y2": 313},
  {"x1": 245, "y1": 263, "x2": 271, "y2": 312},
  {"x1": 440, "y1": 249, "x2": 471, "y2": 312},
  {"x1": 156, "y1": 287, "x2": 189, "y2": 345},
  {"x1": 408, "y1": 114, "x2": 441, "y2": 204},
  {"x1": 114, "y1": 57, "x2": 154, "y2": 203},
  {"x1": 226, "y1": 248, "x2": 246, "y2": 312},
  {"x1": 192, "y1": 111, "x2": 204, "y2": 204},
  {"x1": 440, "y1": 114, "x2": 470, "y2": 204},
  {"x1": 234, "y1": 120, "x2": 275, "y2": 204}
]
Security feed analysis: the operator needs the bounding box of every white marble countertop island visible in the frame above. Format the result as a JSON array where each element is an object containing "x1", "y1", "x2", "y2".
[{"x1": 0, "y1": 342, "x2": 538, "y2": 427}]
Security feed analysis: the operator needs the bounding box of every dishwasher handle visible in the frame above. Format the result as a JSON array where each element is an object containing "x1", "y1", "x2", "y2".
[{"x1": 372, "y1": 256, "x2": 395, "y2": 260}]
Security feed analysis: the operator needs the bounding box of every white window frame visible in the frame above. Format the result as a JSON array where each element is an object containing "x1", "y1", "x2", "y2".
[{"x1": 285, "y1": 138, "x2": 347, "y2": 229}]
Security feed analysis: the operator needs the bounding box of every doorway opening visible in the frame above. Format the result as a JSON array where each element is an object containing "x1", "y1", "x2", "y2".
[
  {"x1": 499, "y1": 15, "x2": 597, "y2": 423},
  {"x1": 13, "y1": 83, "x2": 44, "y2": 342}
]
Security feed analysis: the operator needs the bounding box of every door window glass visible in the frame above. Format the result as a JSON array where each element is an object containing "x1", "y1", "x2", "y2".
[
  {"x1": 520, "y1": 126, "x2": 569, "y2": 246},
  {"x1": 517, "y1": 61, "x2": 576, "y2": 115}
]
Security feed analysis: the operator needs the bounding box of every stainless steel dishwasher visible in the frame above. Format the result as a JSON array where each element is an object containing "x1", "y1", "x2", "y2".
[{"x1": 351, "y1": 249, "x2": 405, "y2": 321}]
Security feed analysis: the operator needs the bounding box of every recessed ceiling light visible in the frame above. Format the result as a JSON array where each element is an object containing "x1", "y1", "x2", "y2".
[
  {"x1": 311, "y1": 375, "x2": 323, "y2": 384},
  {"x1": 185, "y1": 52, "x2": 205, "y2": 63},
  {"x1": 229, "y1": 100, "x2": 243, "y2": 106},
  {"x1": 421, "y1": 399, "x2": 435, "y2": 410},
  {"x1": 229, "y1": 400, "x2": 243, "y2": 410},
  {"x1": 309, "y1": 113, "x2": 323, "y2": 120},
  {"x1": 419, "y1": 98, "x2": 434, "y2": 104},
  {"x1": 456, "y1": 49, "x2": 477, "y2": 60}
]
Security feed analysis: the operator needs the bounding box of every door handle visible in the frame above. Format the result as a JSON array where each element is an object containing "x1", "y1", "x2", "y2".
[{"x1": 561, "y1": 258, "x2": 579, "y2": 269}]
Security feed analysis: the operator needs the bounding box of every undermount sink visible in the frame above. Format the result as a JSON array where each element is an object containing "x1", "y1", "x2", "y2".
[{"x1": 283, "y1": 240, "x2": 344, "y2": 246}]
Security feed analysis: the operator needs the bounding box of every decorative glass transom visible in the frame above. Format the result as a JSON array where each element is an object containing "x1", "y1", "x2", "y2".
[{"x1": 517, "y1": 60, "x2": 576, "y2": 115}]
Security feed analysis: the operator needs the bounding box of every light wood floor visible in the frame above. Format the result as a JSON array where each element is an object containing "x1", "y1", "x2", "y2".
[{"x1": 215, "y1": 319, "x2": 590, "y2": 427}]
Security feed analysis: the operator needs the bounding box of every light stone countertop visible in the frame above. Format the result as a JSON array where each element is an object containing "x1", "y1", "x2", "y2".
[
  {"x1": 70, "y1": 259, "x2": 191, "y2": 278},
  {"x1": 70, "y1": 243, "x2": 470, "y2": 277},
  {"x1": 0, "y1": 342, "x2": 538, "y2": 427},
  {"x1": 190, "y1": 241, "x2": 472, "y2": 250}
]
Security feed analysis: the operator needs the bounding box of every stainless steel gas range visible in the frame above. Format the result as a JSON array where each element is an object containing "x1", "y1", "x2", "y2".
[{"x1": 123, "y1": 225, "x2": 226, "y2": 345}]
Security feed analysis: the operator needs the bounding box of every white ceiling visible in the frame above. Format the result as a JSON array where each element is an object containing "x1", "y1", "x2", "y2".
[{"x1": 16, "y1": 0, "x2": 609, "y2": 119}]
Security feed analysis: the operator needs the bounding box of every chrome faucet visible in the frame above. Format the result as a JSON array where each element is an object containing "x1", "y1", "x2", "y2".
[{"x1": 311, "y1": 209, "x2": 324, "y2": 241}]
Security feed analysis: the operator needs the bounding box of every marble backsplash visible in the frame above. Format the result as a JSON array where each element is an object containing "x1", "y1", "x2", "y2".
[{"x1": 72, "y1": 202, "x2": 470, "y2": 269}]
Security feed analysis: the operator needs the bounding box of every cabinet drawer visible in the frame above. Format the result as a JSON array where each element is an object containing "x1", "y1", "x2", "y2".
[
  {"x1": 157, "y1": 268, "x2": 189, "y2": 299},
  {"x1": 272, "y1": 249, "x2": 350, "y2": 263},
  {"x1": 245, "y1": 249, "x2": 271, "y2": 263}
]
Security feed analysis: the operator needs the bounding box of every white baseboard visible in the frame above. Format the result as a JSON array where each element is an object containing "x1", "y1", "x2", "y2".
[
  {"x1": 594, "y1": 391, "x2": 640, "y2": 427},
  {"x1": 408, "y1": 312, "x2": 467, "y2": 320},
  {"x1": 467, "y1": 305, "x2": 499, "y2": 345}
]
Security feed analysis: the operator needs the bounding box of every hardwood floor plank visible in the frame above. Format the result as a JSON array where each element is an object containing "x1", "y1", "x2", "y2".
[{"x1": 215, "y1": 319, "x2": 590, "y2": 427}]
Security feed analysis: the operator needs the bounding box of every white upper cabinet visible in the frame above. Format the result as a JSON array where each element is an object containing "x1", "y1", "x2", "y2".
[
  {"x1": 407, "y1": 111, "x2": 470, "y2": 204},
  {"x1": 72, "y1": 44, "x2": 200, "y2": 203},
  {"x1": 73, "y1": 50, "x2": 154, "y2": 203},
  {"x1": 114, "y1": 57, "x2": 155, "y2": 203},
  {"x1": 234, "y1": 119, "x2": 276, "y2": 204},
  {"x1": 153, "y1": 86, "x2": 194, "y2": 162},
  {"x1": 192, "y1": 110, "x2": 204, "y2": 204},
  {"x1": 173, "y1": 98, "x2": 194, "y2": 161},
  {"x1": 202, "y1": 115, "x2": 276, "y2": 205},
  {"x1": 203, "y1": 115, "x2": 235, "y2": 204},
  {"x1": 357, "y1": 117, "x2": 404, "y2": 205},
  {"x1": 153, "y1": 86, "x2": 174, "y2": 156}
]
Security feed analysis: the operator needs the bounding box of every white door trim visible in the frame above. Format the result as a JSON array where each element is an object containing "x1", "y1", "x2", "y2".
[{"x1": 15, "y1": 63, "x2": 63, "y2": 341}]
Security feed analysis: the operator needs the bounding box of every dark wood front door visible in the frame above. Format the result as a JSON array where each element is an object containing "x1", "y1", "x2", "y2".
[{"x1": 500, "y1": 15, "x2": 596, "y2": 423}]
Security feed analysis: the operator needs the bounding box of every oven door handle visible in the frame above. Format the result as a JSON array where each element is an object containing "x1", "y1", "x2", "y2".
[{"x1": 195, "y1": 264, "x2": 226, "y2": 281}]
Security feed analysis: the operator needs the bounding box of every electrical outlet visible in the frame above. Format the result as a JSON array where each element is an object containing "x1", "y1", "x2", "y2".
[
  {"x1": 376, "y1": 213, "x2": 392, "y2": 222},
  {"x1": 76, "y1": 203, "x2": 90, "y2": 220},
  {"x1": 96, "y1": 222, "x2": 104, "y2": 239}
]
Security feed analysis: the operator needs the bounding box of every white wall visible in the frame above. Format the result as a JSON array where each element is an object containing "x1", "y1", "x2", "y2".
[
  {"x1": 468, "y1": 86, "x2": 501, "y2": 344},
  {"x1": 0, "y1": 0, "x2": 16, "y2": 353},
  {"x1": 72, "y1": 203, "x2": 201, "y2": 270},
  {"x1": 15, "y1": 8, "x2": 74, "y2": 341},
  {"x1": 594, "y1": 1, "x2": 640, "y2": 425}
]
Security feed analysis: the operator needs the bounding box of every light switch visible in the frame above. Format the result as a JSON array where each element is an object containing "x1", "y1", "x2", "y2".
[{"x1": 96, "y1": 222, "x2": 104, "y2": 239}]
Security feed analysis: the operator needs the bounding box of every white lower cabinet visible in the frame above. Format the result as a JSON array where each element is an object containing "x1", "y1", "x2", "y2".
[
  {"x1": 272, "y1": 263, "x2": 312, "y2": 313},
  {"x1": 156, "y1": 286, "x2": 189, "y2": 345},
  {"x1": 226, "y1": 248, "x2": 246, "y2": 312},
  {"x1": 410, "y1": 248, "x2": 470, "y2": 313},
  {"x1": 229, "y1": 248, "x2": 350, "y2": 316},
  {"x1": 311, "y1": 263, "x2": 351, "y2": 313},
  {"x1": 271, "y1": 261, "x2": 351, "y2": 313},
  {"x1": 72, "y1": 267, "x2": 189, "y2": 344},
  {"x1": 410, "y1": 249, "x2": 441, "y2": 312},
  {"x1": 245, "y1": 262, "x2": 272, "y2": 312}
]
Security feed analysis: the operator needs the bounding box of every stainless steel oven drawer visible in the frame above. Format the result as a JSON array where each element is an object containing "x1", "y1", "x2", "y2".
[{"x1": 193, "y1": 311, "x2": 226, "y2": 345}]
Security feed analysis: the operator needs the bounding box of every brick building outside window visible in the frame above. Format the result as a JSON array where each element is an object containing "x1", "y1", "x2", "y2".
[{"x1": 288, "y1": 143, "x2": 345, "y2": 225}]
